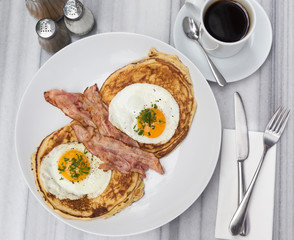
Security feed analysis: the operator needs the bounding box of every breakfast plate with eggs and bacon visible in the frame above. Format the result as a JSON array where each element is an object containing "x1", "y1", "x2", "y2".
[{"x1": 15, "y1": 33, "x2": 221, "y2": 236}]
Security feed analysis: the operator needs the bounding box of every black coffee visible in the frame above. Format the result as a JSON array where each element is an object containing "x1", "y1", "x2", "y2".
[{"x1": 204, "y1": 0, "x2": 250, "y2": 42}]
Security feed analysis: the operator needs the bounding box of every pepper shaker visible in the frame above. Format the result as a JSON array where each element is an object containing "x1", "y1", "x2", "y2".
[
  {"x1": 63, "y1": 0, "x2": 95, "y2": 35},
  {"x1": 26, "y1": 0, "x2": 68, "y2": 21},
  {"x1": 36, "y1": 19, "x2": 70, "y2": 53}
]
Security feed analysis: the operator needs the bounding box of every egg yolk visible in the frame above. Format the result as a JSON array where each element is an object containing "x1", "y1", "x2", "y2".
[
  {"x1": 137, "y1": 108, "x2": 166, "y2": 138},
  {"x1": 58, "y1": 150, "x2": 90, "y2": 182}
]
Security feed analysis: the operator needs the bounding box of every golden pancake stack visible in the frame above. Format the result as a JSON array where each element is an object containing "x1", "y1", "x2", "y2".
[
  {"x1": 101, "y1": 48, "x2": 197, "y2": 158},
  {"x1": 32, "y1": 121, "x2": 144, "y2": 219}
]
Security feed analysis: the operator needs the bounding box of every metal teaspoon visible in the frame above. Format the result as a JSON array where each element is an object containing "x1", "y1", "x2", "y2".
[{"x1": 182, "y1": 16, "x2": 227, "y2": 87}]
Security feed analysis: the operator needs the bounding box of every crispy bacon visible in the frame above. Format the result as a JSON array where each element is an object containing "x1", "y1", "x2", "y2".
[
  {"x1": 83, "y1": 85, "x2": 139, "y2": 147},
  {"x1": 44, "y1": 86, "x2": 139, "y2": 147},
  {"x1": 44, "y1": 90, "x2": 96, "y2": 128},
  {"x1": 44, "y1": 85, "x2": 164, "y2": 176},
  {"x1": 72, "y1": 124, "x2": 162, "y2": 176}
]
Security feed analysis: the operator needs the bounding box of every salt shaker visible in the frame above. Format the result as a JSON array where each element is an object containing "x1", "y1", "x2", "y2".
[
  {"x1": 36, "y1": 19, "x2": 70, "y2": 53},
  {"x1": 63, "y1": 0, "x2": 95, "y2": 35}
]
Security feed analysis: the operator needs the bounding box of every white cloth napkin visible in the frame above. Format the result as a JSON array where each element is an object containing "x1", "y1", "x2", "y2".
[{"x1": 215, "y1": 129, "x2": 276, "y2": 240}]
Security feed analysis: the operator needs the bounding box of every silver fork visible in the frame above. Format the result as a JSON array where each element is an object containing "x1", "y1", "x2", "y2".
[{"x1": 229, "y1": 107, "x2": 290, "y2": 235}]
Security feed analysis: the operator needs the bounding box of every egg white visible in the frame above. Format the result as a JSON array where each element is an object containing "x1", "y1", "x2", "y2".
[
  {"x1": 108, "y1": 83, "x2": 180, "y2": 144},
  {"x1": 40, "y1": 142, "x2": 111, "y2": 200}
]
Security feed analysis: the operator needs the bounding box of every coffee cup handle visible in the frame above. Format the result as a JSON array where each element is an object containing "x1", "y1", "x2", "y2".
[
  {"x1": 185, "y1": 0, "x2": 206, "y2": 20},
  {"x1": 185, "y1": 0, "x2": 219, "y2": 52}
]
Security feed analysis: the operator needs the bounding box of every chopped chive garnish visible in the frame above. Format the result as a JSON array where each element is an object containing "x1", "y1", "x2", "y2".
[
  {"x1": 138, "y1": 130, "x2": 144, "y2": 135},
  {"x1": 134, "y1": 103, "x2": 164, "y2": 136},
  {"x1": 58, "y1": 153, "x2": 90, "y2": 181}
]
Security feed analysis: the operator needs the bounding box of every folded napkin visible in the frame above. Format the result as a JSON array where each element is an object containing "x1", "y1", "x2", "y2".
[{"x1": 215, "y1": 129, "x2": 276, "y2": 240}]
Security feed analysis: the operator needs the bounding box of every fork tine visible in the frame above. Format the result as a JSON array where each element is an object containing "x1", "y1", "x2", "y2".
[
  {"x1": 267, "y1": 106, "x2": 282, "y2": 130},
  {"x1": 277, "y1": 110, "x2": 290, "y2": 134},
  {"x1": 272, "y1": 108, "x2": 287, "y2": 132}
]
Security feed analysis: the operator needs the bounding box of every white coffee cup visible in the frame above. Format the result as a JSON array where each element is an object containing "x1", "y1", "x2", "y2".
[{"x1": 185, "y1": 0, "x2": 256, "y2": 58}]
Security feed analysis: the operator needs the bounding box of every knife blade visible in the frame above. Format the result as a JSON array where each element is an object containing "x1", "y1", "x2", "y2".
[
  {"x1": 234, "y1": 92, "x2": 249, "y2": 236},
  {"x1": 234, "y1": 92, "x2": 249, "y2": 161}
]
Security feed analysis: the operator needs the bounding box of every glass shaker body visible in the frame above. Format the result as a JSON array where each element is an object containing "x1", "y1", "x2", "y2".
[
  {"x1": 36, "y1": 19, "x2": 70, "y2": 52},
  {"x1": 63, "y1": 0, "x2": 95, "y2": 35},
  {"x1": 26, "y1": 0, "x2": 68, "y2": 21}
]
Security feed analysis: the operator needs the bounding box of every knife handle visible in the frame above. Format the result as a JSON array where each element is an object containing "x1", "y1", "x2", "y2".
[
  {"x1": 230, "y1": 147, "x2": 268, "y2": 235},
  {"x1": 237, "y1": 161, "x2": 249, "y2": 236}
]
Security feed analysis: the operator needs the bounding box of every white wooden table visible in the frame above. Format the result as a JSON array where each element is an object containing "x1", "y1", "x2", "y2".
[{"x1": 0, "y1": 0, "x2": 293, "y2": 239}]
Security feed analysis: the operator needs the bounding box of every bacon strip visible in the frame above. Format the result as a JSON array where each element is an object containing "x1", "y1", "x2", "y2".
[
  {"x1": 44, "y1": 90, "x2": 96, "y2": 128},
  {"x1": 83, "y1": 85, "x2": 139, "y2": 147},
  {"x1": 72, "y1": 124, "x2": 162, "y2": 176},
  {"x1": 44, "y1": 85, "x2": 164, "y2": 176},
  {"x1": 44, "y1": 86, "x2": 139, "y2": 147}
]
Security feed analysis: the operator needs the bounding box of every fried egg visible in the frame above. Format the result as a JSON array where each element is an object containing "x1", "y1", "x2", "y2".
[
  {"x1": 108, "y1": 83, "x2": 180, "y2": 144},
  {"x1": 40, "y1": 142, "x2": 111, "y2": 200}
]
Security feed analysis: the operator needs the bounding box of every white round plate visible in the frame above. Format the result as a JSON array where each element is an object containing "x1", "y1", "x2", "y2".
[
  {"x1": 15, "y1": 33, "x2": 221, "y2": 236},
  {"x1": 173, "y1": 0, "x2": 272, "y2": 82}
]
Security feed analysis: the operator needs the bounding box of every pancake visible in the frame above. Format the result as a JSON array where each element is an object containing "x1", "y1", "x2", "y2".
[
  {"x1": 31, "y1": 121, "x2": 144, "y2": 219},
  {"x1": 100, "y1": 48, "x2": 197, "y2": 158}
]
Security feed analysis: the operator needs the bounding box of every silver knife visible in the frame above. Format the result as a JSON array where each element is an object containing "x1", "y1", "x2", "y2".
[{"x1": 233, "y1": 92, "x2": 249, "y2": 236}]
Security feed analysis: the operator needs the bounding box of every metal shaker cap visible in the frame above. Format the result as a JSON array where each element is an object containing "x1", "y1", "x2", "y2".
[
  {"x1": 63, "y1": 0, "x2": 84, "y2": 20},
  {"x1": 36, "y1": 19, "x2": 56, "y2": 39}
]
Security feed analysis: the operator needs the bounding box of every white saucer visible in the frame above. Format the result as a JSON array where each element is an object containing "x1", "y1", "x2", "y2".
[{"x1": 173, "y1": 1, "x2": 272, "y2": 82}]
